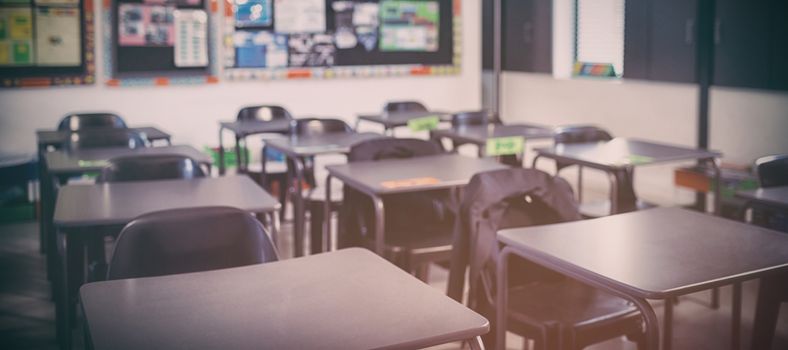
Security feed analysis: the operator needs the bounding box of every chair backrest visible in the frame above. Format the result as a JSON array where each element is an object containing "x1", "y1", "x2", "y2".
[
  {"x1": 290, "y1": 118, "x2": 353, "y2": 137},
  {"x1": 236, "y1": 105, "x2": 293, "y2": 122},
  {"x1": 65, "y1": 130, "x2": 147, "y2": 150},
  {"x1": 96, "y1": 154, "x2": 206, "y2": 183},
  {"x1": 447, "y1": 168, "x2": 581, "y2": 303},
  {"x1": 348, "y1": 137, "x2": 442, "y2": 162},
  {"x1": 383, "y1": 101, "x2": 428, "y2": 114},
  {"x1": 58, "y1": 113, "x2": 127, "y2": 131},
  {"x1": 755, "y1": 154, "x2": 788, "y2": 188},
  {"x1": 451, "y1": 111, "x2": 500, "y2": 127},
  {"x1": 107, "y1": 206, "x2": 278, "y2": 280},
  {"x1": 553, "y1": 125, "x2": 613, "y2": 145}
]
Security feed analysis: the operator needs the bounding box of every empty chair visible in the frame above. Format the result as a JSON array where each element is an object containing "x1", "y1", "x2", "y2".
[
  {"x1": 552, "y1": 125, "x2": 613, "y2": 147},
  {"x1": 339, "y1": 138, "x2": 455, "y2": 280},
  {"x1": 58, "y1": 112, "x2": 127, "y2": 131},
  {"x1": 236, "y1": 105, "x2": 293, "y2": 122},
  {"x1": 448, "y1": 168, "x2": 644, "y2": 349},
  {"x1": 383, "y1": 100, "x2": 428, "y2": 114},
  {"x1": 450, "y1": 110, "x2": 500, "y2": 128},
  {"x1": 97, "y1": 154, "x2": 206, "y2": 183},
  {"x1": 289, "y1": 117, "x2": 353, "y2": 137},
  {"x1": 755, "y1": 154, "x2": 788, "y2": 188},
  {"x1": 107, "y1": 206, "x2": 278, "y2": 280},
  {"x1": 64, "y1": 129, "x2": 147, "y2": 150}
]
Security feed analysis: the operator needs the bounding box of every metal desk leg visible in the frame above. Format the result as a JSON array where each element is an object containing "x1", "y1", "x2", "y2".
[
  {"x1": 324, "y1": 175, "x2": 333, "y2": 252},
  {"x1": 266, "y1": 211, "x2": 280, "y2": 249},
  {"x1": 57, "y1": 231, "x2": 84, "y2": 350},
  {"x1": 663, "y1": 298, "x2": 673, "y2": 350},
  {"x1": 577, "y1": 166, "x2": 584, "y2": 202},
  {"x1": 234, "y1": 136, "x2": 243, "y2": 173},
  {"x1": 468, "y1": 336, "x2": 486, "y2": 350},
  {"x1": 732, "y1": 282, "x2": 742, "y2": 350},
  {"x1": 218, "y1": 127, "x2": 226, "y2": 176},
  {"x1": 496, "y1": 248, "x2": 512, "y2": 350},
  {"x1": 607, "y1": 171, "x2": 620, "y2": 214},
  {"x1": 709, "y1": 158, "x2": 722, "y2": 216},
  {"x1": 371, "y1": 195, "x2": 386, "y2": 256},
  {"x1": 37, "y1": 142, "x2": 46, "y2": 253},
  {"x1": 291, "y1": 157, "x2": 306, "y2": 257}
]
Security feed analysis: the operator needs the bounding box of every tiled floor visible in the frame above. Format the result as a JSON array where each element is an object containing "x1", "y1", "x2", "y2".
[{"x1": 1, "y1": 219, "x2": 786, "y2": 350}]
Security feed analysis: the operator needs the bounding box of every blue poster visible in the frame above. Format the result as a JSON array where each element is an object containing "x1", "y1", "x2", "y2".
[
  {"x1": 234, "y1": 30, "x2": 287, "y2": 68},
  {"x1": 235, "y1": 0, "x2": 272, "y2": 28}
]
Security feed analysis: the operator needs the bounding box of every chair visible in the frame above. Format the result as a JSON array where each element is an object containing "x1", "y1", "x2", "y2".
[
  {"x1": 107, "y1": 206, "x2": 278, "y2": 280},
  {"x1": 236, "y1": 105, "x2": 293, "y2": 122},
  {"x1": 286, "y1": 118, "x2": 354, "y2": 254},
  {"x1": 64, "y1": 129, "x2": 147, "y2": 150},
  {"x1": 755, "y1": 154, "x2": 788, "y2": 188},
  {"x1": 383, "y1": 101, "x2": 428, "y2": 114},
  {"x1": 450, "y1": 110, "x2": 500, "y2": 128},
  {"x1": 96, "y1": 154, "x2": 206, "y2": 183},
  {"x1": 448, "y1": 168, "x2": 644, "y2": 349},
  {"x1": 58, "y1": 112, "x2": 127, "y2": 131},
  {"x1": 339, "y1": 138, "x2": 455, "y2": 280}
]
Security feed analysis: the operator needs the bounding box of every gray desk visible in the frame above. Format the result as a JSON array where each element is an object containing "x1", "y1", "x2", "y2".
[
  {"x1": 533, "y1": 138, "x2": 722, "y2": 214},
  {"x1": 356, "y1": 110, "x2": 452, "y2": 134},
  {"x1": 265, "y1": 132, "x2": 385, "y2": 257},
  {"x1": 217, "y1": 119, "x2": 291, "y2": 175},
  {"x1": 431, "y1": 123, "x2": 554, "y2": 157},
  {"x1": 496, "y1": 207, "x2": 788, "y2": 350},
  {"x1": 45, "y1": 144, "x2": 211, "y2": 176},
  {"x1": 54, "y1": 175, "x2": 279, "y2": 350},
  {"x1": 325, "y1": 154, "x2": 508, "y2": 255},
  {"x1": 736, "y1": 186, "x2": 788, "y2": 212},
  {"x1": 81, "y1": 248, "x2": 488, "y2": 350}
]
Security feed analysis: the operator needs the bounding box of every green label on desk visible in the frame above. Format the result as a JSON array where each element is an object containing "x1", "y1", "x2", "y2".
[
  {"x1": 622, "y1": 155, "x2": 654, "y2": 165},
  {"x1": 77, "y1": 160, "x2": 110, "y2": 168},
  {"x1": 486, "y1": 136, "x2": 525, "y2": 156},
  {"x1": 407, "y1": 116, "x2": 440, "y2": 132}
]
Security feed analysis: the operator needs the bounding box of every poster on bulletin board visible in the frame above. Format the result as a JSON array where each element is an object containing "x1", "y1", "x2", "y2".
[
  {"x1": 104, "y1": 0, "x2": 218, "y2": 86},
  {"x1": 0, "y1": 0, "x2": 95, "y2": 88},
  {"x1": 222, "y1": 0, "x2": 461, "y2": 81}
]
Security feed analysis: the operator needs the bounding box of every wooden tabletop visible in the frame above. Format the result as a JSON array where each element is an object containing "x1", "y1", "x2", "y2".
[
  {"x1": 80, "y1": 248, "x2": 489, "y2": 350},
  {"x1": 54, "y1": 175, "x2": 278, "y2": 229},
  {"x1": 498, "y1": 207, "x2": 788, "y2": 299}
]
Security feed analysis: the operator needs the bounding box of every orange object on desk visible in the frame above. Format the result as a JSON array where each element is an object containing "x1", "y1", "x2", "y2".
[{"x1": 381, "y1": 177, "x2": 441, "y2": 189}]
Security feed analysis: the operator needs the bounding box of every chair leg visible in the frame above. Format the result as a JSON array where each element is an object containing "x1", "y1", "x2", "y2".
[
  {"x1": 308, "y1": 201, "x2": 324, "y2": 254},
  {"x1": 414, "y1": 263, "x2": 430, "y2": 282},
  {"x1": 626, "y1": 330, "x2": 647, "y2": 350}
]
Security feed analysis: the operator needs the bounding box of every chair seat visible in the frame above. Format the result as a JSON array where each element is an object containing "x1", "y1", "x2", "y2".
[
  {"x1": 580, "y1": 199, "x2": 658, "y2": 218},
  {"x1": 508, "y1": 279, "x2": 640, "y2": 329}
]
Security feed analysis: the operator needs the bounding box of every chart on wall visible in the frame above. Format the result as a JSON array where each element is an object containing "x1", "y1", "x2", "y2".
[
  {"x1": 0, "y1": 0, "x2": 95, "y2": 88},
  {"x1": 105, "y1": 0, "x2": 218, "y2": 86},
  {"x1": 223, "y1": 0, "x2": 460, "y2": 80}
]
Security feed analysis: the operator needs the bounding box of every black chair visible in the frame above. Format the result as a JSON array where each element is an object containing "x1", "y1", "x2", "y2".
[
  {"x1": 58, "y1": 112, "x2": 127, "y2": 131},
  {"x1": 107, "y1": 206, "x2": 278, "y2": 280},
  {"x1": 448, "y1": 168, "x2": 644, "y2": 349},
  {"x1": 383, "y1": 101, "x2": 428, "y2": 114},
  {"x1": 96, "y1": 154, "x2": 206, "y2": 183},
  {"x1": 286, "y1": 118, "x2": 354, "y2": 254},
  {"x1": 236, "y1": 105, "x2": 293, "y2": 122},
  {"x1": 450, "y1": 110, "x2": 500, "y2": 128},
  {"x1": 755, "y1": 154, "x2": 788, "y2": 188},
  {"x1": 339, "y1": 138, "x2": 455, "y2": 280},
  {"x1": 64, "y1": 129, "x2": 147, "y2": 150}
]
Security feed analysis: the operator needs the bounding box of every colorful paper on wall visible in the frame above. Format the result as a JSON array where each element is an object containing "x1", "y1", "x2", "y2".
[
  {"x1": 0, "y1": 7, "x2": 34, "y2": 65},
  {"x1": 288, "y1": 32, "x2": 334, "y2": 67},
  {"x1": 332, "y1": 1, "x2": 378, "y2": 51},
  {"x1": 118, "y1": 4, "x2": 175, "y2": 47},
  {"x1": 380, "y1": 0, "x2": 439, "y2": 52},
  {"x1": 34, "y1": 0, "x2": 79, "y2": 5},
  {"x1": 234, "y1": 30, "x2": 287, "y2": 68},
  {"x1": 273, "y1": 0, "x2": 325, "y2": 34},
  {"x1": 235, "y1": 0, "x2": 272, "y2": 28},
  {"x1": 173, "y1": 9, "x2": 208, "y2": 67},
  {"x1": 35, "y1": 7, "x2": 81, "y2": 66}
]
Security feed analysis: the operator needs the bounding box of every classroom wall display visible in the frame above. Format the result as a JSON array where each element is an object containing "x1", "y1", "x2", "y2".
[
  {"x1": 223, "y1": 0, "x2": 461, "y2": 81},
  {"x1": 103, "y1": 0, "x2": 219, "y2": 86},
  {"x1": 0, "y1": 0, "x2": 95, "y2": 88}
]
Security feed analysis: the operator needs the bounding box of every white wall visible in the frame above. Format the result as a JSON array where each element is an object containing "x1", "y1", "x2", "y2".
[{"x1": 0, "y1": 0, "x2": 481, "y2": 154}]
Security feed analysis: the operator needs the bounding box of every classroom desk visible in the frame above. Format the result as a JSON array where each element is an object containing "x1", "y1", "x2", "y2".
[
  {"x1": 496, "y1": 207, "x2": 788, "y2": 350},
  {"x1": 53, "y1": 175, "x2": 280, "y2": 350},
  {"x1": 80, "y1": 248, "x2": 488, "y2": 350},
  {"x1": 265, "y1": 132, "x2": 384, "y2": 257},
  {"x1": 736, "y1": 186, "x2": 788, "y2": 212},
  {"x1": 325, "y1": 154, "x2": 508, "y2": 255},
  {"x1": 217, "y1": 119, "x2": 291, "y2": 175},
  {"x1": 40, "y1": 145, "x2": 211, "y2": 284},
  {"x1": 532, "y1": 138, "x2": 722, "y2": 214},
  {"x1": 356, "y1": 110, "x2": 452, "y2": 134},
  {"x1": 35, "y1": 127, "x2": 171, "y2": 253},
  {"x1": 430, "y1": 123, "x2": 554, "y2": 157}
]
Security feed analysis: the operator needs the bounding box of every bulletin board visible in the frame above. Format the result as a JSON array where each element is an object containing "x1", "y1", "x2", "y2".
[
  {"x1": 222, "y1": 0, "x2": 461, "y2": 81},
  {"x1": 0, "y1": 0, "x2": 95, "y2": 88},
  {"x1": 103, "y1": 0, "x2": 219, "y2": 86}
]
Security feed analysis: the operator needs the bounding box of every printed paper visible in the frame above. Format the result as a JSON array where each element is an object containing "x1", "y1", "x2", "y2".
[
  {"x1": 288, "y1": 32, "x2": 334, "y2": 67},
  {"x1": 380, "y1": 0, "x2": 439, "y2": 52},
  {"x1": 235, "y1": 0, "x2": 272, "y2": 28},
  {"x1": 274, "y1": 0, "x2": 325, "y2": 34},
  {"x1": 173, "y1": 9, "x2": 208, "y2": 67},
  {"x1": 118, "y1": 4, "x2": 175, "y2": 47},
  {"x1": 234, "y1": 30, "x2": 287, "y2": 68},
  {"x1": 35, "y1": 7, "x2": 81, "y2": 66},
  {"x1": 35, "y1": 0, "x2": 79, "y2": 5},
  {"x1": 0, "y1": 7, "x2": 34, "y2": 65}
]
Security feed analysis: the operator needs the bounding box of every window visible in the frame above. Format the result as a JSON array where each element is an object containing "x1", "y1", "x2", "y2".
[{"x1": 575, "y1": 0, "x2": 625, "y2": 77}]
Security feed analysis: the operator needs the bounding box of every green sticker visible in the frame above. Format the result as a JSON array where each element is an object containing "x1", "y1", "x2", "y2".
[
  {"x1": 78, "y1": 160, "x2": 109, "y2": 168},
  {"x1": 12, "y1": 40, "x2": 30, "y2": 64},
  {"x1": 485, "y1": 136, "x2": 524, "y2": 157},
  {"x1": 627, "y1": 155, "x2": 654, "y2": 165},
  {"x1": 407, "y1": 115, "x2": 440, "y2": 132}
]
